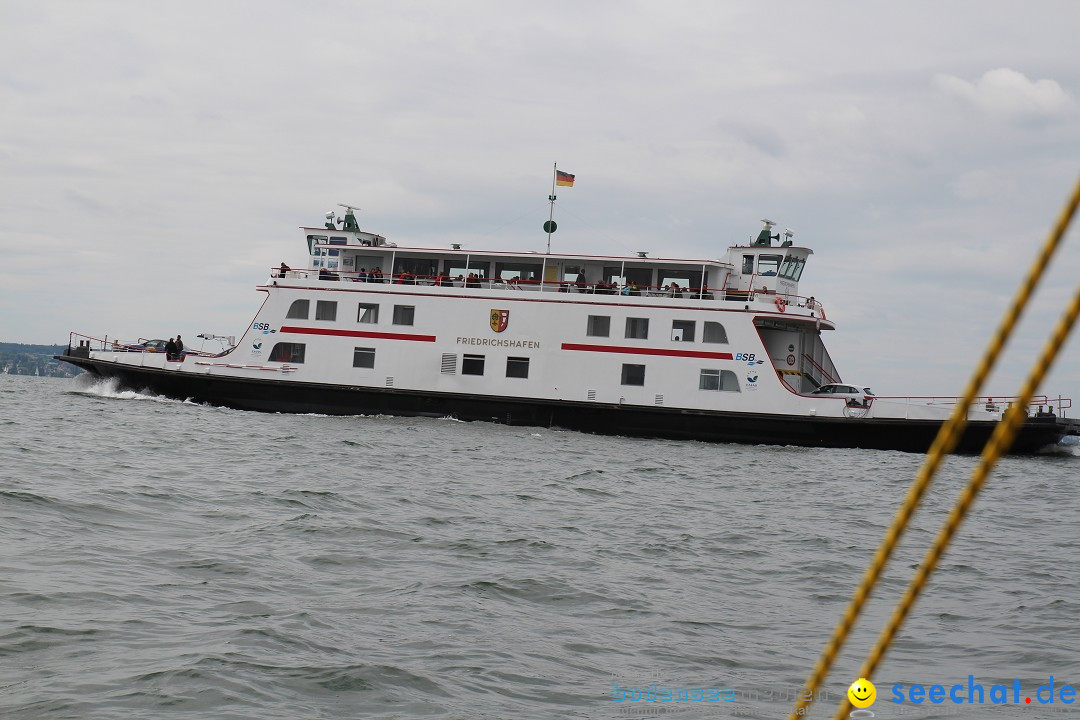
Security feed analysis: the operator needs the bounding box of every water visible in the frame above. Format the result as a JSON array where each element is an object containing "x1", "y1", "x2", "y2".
[{"x1": 2, "y1": 374, "x2": 1078, "y2": 719}]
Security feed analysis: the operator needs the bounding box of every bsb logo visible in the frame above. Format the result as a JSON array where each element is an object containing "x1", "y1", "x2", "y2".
[{"x1": 490, "y1": 309, "x2": 509, "y2": 333}]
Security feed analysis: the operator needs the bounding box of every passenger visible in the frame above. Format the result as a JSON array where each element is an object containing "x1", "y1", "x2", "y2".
[
  {"x1": 175, "y1": 335, "x2": 184, "y2": 356},
  {"x1": 278, "y1": 262, "x2": 290, "y2": 278},
  {"x1": 806, "y1": 296, "x2": 816, "y2": 309},
  {"x1": 372, "y1": 267, "x2": 383, "y2": 283},
  {"x1": 357, "y1": 267, "x2": 368, "y2": 282},
  {"x1": 165, "y1": 337, "x2": 177, "y2": 361}
]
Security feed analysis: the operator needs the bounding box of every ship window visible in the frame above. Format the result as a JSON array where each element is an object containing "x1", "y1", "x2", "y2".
[
  {"x1": 758, "y1": 254, "x2": 782, "y2": 276},
  {"x1": 700, "y1": 369, "x2": 740, "y2": 392},
  {"x1": 562, "y1": 265, "x2": 584, "y2": 282},
  {"x1": 742, "y1": 255, "x2": 754, "y2": 274},
  {"x1": 703, "y1": 321, "x2": 728, "y2": 344},
  {"x1": 269, "y1": 342, "x2": 305, "y2": 363},
  {"x1": 779, "y1": 255, "x2": 796, "y2": 279},
  {"x1": 587, "y1": 315, "x2": 610, "y2": 337},
  {"x1": 446, "y1": 261, "x2": 490, "y2": 279},
  {"x1": 660, "y1": 272, "x2": 704, "y2": 292},
  {"x1": 621, "y1": 363, "x2": 646, "y2": 386},
  {"x1": 392, "y1": 305, "x2": 415, "y2": 326},
  {"x1": 506, "y1": 356, "x2": 529, "y2": 379},
  {"x1": 353, "y1": 347, "x2": 375, "y2": 369},
  {"x1": 602, "y1": 266, "x2": 623, "y2": 283},
  {"x1": 357, "y1": 303, "x2": 379, "y2": 324},
  {"x1": 494, "y1": 262, "x2": 542, "y2": 282},
  {"x1": 779, "y1": 255, "x2": 807, "y2": 281},
  {"x1": 286, "y1": 299, "x2": 310, "y2": 319},
  {"x1": 462, "y1": 354, "x2": 485, "y2": 376},
  {"x1": 393, "y1": 258, "x2": 438, "y2": 281},
  {"x1": 624, "y1": 268, "x2": 653, "y2": 290},
  {"x1": 790, "y1": 257, "x2": 806, "y2": 282},
  {"x1": 625, "y1": 318, "x2": 649, "y2": 340},
  {"x1": 672, "y1": 320, "x2": 696, "y2": 342},
  {"x1": 315, "y1": 300, "x2": 337, "y2": 321}
]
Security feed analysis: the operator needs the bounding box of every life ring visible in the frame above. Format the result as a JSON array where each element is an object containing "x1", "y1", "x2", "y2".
[{"x1": 775, "y1": 296, "x2": 787, "y2": 312}]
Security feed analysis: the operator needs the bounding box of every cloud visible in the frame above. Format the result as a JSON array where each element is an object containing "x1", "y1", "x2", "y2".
[{"x1": 934, "y1": 68, "x2": 1074, "y2": 118}]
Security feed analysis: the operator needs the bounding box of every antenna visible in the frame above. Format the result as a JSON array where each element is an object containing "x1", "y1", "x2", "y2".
[
  {"x1": 754, "y1": 218, "x2": 780, "y2": 246},
  {"x1": 338, "y1": 204, "x2": 362, "y2": 232}
]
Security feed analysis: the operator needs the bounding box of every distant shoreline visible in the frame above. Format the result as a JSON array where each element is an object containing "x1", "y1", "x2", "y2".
[{"x1": 0, "y1": 342, "x2": 82, "y2": 377}]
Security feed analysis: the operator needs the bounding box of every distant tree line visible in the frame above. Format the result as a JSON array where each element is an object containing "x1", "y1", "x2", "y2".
[{"x1": 0, "y1": 343, "x2": 83, "y2": 377}]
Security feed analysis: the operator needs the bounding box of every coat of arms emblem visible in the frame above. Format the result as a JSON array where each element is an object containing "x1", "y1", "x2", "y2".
[{"x1": 489, "y1": 309, "x2": 509, "y2": 333}]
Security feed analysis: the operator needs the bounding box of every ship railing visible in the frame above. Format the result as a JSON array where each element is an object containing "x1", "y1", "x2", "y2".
[
  {"x1": 62, "y1": 331, "x2": 221, "y2": 359},
  {"x1": 801, "y1": 353, "x2": 837, "y2": 385},
  {"x1": 278, "y1": 267, "x2": 826, "y2": 313},
  {"x1": 872, "y1": 394, "x2": 1072, "y2": 418}
]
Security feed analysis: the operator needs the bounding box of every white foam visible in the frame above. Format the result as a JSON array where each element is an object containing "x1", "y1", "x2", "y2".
[{"x1": 69, "y1": 375, "x2": 181, "y2": 405}]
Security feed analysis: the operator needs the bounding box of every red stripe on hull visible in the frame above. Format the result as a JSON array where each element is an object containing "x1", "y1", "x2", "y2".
[
  {"x1": 561, "y1": 343, "x2": 734, "y2": 360},
  {"x1": 280, "y1": 326, "x2": 436, "y2": 342}
]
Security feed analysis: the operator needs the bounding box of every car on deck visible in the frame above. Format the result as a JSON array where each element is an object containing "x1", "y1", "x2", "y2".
[
  {"x1": 810, "y1": 383, "x2": 875, "y2": 404},
  {"x1": 136, "y1": 339, "x2": 170, "y2": 352}
]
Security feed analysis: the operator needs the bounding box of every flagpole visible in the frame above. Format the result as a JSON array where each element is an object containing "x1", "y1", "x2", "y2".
[{"x1": 547, "y1": 162, "x2": 557, "y2": 254}]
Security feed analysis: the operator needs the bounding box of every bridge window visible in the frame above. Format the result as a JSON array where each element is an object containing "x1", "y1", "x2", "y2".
[
  {"x1": 315, "y1": 300, "x2": 337, "y2": 321},
  {"x1": 758, "y1": 254, "x2": 782, "y2": 277},
  {"x1": 621, "y1": 364, "x2": 646, "y2": 386},
  {"x1": 357, "y1": 303, "x2": 379, "y2": 323},
  {"x1": 785, "y1": 256, "x2": 806, "y2": 281},
  {"x1": 703, "y1": 321, "x2": 728, "y2": 344},
  {"x1": 393, "y1": 305, "x2": 415, "y2": 326},
  {"x1": 625, "y1": 317, "x2": 649, "y2": 340},
  {"x1": 506, "y1": 357, "x2": 530, "y2": 378},
  {"x1": 587, "y1": 315, "x2": 610, "y2": 337},
  {"x1": 286, "y1": 299, "x2": 310, "y2": 320},
  {"x1": 672, "y1": 320, "x2": 695, "y2": 342},
  {"x1": 462, "y1": 354, "x2": 485, "y2": 376},
  {"x1": 269, "y1": 342, "x2": 305, "y2": 363},
  {"x1": 353, "y1": 347, "x2": 375, "y2": 369},
  {"x1": 700, "y1": 369, "x2": 740, "y2": 392}
]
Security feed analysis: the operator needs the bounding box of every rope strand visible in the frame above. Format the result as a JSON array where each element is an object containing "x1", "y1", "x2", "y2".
[{"x1": 789, "y1": 174, "x2": 1080, "y2": 720}]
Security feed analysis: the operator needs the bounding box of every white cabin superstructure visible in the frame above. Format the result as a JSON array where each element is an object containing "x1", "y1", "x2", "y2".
[{"x1": 275, "y1": 213, "x2": 834, "y2": 412}]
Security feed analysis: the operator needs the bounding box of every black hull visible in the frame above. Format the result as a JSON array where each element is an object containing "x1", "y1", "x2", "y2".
[{"x1": 58, "y1": 356, "x2": 1079, "y2": 454}]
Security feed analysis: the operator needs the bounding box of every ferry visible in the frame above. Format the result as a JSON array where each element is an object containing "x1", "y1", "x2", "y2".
[{"x1": 58, "y1": 206, "x2": 1079, "y2": 453}]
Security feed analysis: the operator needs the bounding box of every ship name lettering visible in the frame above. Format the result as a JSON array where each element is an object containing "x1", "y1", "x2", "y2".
[{"x1": 456, "y1": 337, "x2": 541, "y2": 349}]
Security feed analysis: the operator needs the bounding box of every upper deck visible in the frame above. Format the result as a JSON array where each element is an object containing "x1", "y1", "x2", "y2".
[{"x1": 294, "y1": 215, "x2": 821, "y2": 315}]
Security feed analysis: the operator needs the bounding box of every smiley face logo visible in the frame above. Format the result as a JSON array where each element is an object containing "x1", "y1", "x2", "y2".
[{"x1": 848, "y1": 678, "x2": 876, "y2": 708}]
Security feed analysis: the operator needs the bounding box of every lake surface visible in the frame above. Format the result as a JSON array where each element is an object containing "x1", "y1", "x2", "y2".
[{"x1": 2, "y1": 374, "x2": 1078, "y2": 719}]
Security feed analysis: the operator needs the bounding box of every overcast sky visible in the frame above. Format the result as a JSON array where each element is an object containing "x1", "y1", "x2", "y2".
[{"x1": 2, "y1": 0, "x2": 1078, "y2": 402}]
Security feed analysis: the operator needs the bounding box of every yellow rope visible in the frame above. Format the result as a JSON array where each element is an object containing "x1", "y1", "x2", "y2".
[
  {"x1": 833, "y1": 278, "x2": 1080, "y2": 718},
  {"x1": 789, "y1": 174, "x2": 1080, "y2": 720}
]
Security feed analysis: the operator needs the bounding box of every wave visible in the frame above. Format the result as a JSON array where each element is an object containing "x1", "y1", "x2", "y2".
[{"x1": 68, "y1": 375, "x2": 184, "y2": 405}]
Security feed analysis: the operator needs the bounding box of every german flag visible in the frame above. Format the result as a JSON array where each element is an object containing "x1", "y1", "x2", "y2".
[{"x1": 555, "y1": 170, "x2": 575, "y2": 187}]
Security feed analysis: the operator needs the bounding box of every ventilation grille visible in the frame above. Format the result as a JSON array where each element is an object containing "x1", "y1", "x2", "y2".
[
  {"x1": 440, "y1": 353, "x2": 457, "y2": 374},
  {"x1": 655, "y1": 394, "x2": 664, "y2": 406},
  {"x1": 385, "y1": 376, "x2": 394, "y2": 387},
  {"x1": 587, "y1": 389, "x2": 597, "y2": 401}
]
